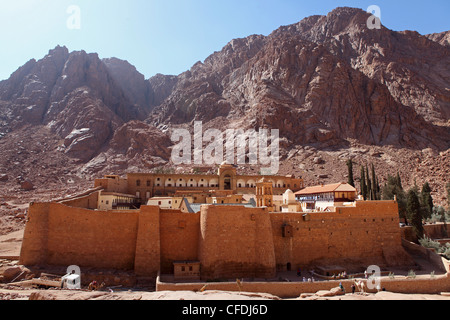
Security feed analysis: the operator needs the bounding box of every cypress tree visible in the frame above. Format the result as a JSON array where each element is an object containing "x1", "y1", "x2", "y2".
[
  {"x1": 370, "y1": 164, "x2": 380, "y2": 200},
  {"x1": 382, "y1": 173, "x2": 407, "y2": 224},
  {"x1": 396, "y1": 171, "x2": 403, "y2": 190},
  {"x1": 360, "y1": 166, "x2": 367, "y2": 200},
  {"x1": 407, "y1": 189, "x2": 424, "y2": 238},
  {"x1": 421, "y1": 182, "x2": 434, "y2": 219},
  {"x1": 366, "y1": 166, "x2": 372, "y2": 200},
  {"x1": 347, "y1": 159, "x2": 355, "y2": 187}
]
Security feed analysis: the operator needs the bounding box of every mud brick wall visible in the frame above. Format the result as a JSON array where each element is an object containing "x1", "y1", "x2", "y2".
[
  {"x1": 271, "y1": 201, "x2": 410, "y2": 272},
  {"x1": 20, "y1": 203, "x2": 163, "y2": 276},
  {"x1": 59, "y1": 190, "x2": 100, "y2": 210},
  {"x1": 20, "y1": 200, "x2": 411, "y2": 281},
  {"x1": 159, "y1": 210, "x2": 200, "y2": 274},
  {"x1": 198, "y1": 205, "x2": 276, "y2": 280},
  {"x1": 20, "y1": 203, "x2": 50, "y2": 265},
  {"x1": 134, "y1": 206, "x2": 161, "y2": 277}
]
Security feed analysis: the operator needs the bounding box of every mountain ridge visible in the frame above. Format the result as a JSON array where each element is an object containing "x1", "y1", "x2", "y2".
[{"x1": 0, "y1": 6, "x2": 449, "y2": 209}]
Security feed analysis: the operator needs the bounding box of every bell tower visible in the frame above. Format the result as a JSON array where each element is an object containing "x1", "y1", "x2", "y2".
[{"x1": 256, "y1": 178, "x2": 273, "y2": 211}]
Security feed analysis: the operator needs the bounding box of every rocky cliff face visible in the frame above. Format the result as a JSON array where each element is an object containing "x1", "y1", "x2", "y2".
[
  {"x1": 149, "y1": 8, "x2": 449, "y2": 150},
  {"x1": 0, "y1": 7, "x2": 449, "y2": 207}
]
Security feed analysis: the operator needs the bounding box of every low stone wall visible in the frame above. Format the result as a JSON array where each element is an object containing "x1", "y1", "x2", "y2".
[
  {"x1": 402, "y1": 224, "x2": 450, "y2": 243},
  {"x1": 402, "y1": 239, "x2": 450, "y2": 273},
  {"x1": 156, "y1": 274, "x2": 450, "y2": 298}
]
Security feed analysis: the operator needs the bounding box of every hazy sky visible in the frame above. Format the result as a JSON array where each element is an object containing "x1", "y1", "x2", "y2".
[{"x1": 0, "y1": 0, "x2": 449, "y2": 81}]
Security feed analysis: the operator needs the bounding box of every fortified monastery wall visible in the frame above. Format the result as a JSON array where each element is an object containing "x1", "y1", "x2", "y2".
[{"x1": 20, "y1": 192, "x2": 412, "y2": 279}]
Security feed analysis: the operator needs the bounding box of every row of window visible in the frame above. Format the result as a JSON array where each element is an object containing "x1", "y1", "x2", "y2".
[{"x1": 136, "y1": 179, "x2": 298, "y2": 189}]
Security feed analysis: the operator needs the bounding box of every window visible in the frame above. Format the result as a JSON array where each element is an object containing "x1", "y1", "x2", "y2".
[
  {"x1": 136, "y1": 180, "x2": 141, "y2": 187},
  {"x1": 147, "y1": 180, "x2": 151, "y2": 187}
]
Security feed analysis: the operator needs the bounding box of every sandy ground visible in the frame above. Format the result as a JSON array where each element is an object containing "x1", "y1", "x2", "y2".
[
  {"x1": 0, "y1": 287, "x2": 449, "y2": 301},
  {"x1": 0, "y1": 229, "x2": 23, "y2": 259}
]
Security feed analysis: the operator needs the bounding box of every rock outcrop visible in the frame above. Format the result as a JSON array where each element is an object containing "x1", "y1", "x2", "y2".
[{"x1": 0, "y1": 6, "x2": 448, "y2": 206}]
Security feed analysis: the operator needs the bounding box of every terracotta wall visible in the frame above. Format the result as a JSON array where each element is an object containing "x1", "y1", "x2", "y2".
[
  {"x1": 198, "y1": 205, "x2": 276, "y2": 280},
  {"x1": 401, "y1": 224, "x2": 450, "y2": 243},
  {"x1": 134, "y1": 206, "x2": 161, "y2": 276},
  {"x1": 20, "y1": 203, "x2": 163, "y2": 277},
  {"x1": 159, "y1": 210, "x2": 200, "y2": 273},
  {"x1": 20, "y1": 199, "x2": 411, "y2": 281},
  {"x1": 59, "y1": 190, "x2": 100, "y2": 209},
  {"x1": 271, "y1": 201, "x2": 410, "y2": 272}
]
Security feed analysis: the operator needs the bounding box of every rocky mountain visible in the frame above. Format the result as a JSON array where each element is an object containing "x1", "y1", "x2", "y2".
[{"x1": 0, "y1": 7, "x2": 449, "y2": 215}]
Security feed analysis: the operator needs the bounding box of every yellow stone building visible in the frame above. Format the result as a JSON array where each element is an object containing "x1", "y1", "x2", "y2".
[{"x1": 94, "y1": 163, "x2": 304, "y2": 206}]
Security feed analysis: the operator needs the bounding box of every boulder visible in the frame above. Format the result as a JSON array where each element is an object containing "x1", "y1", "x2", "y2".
[
  {"x1": 315, "y1": 287, "x2": 346, "y2": 297},
  {"x1": 20, "y1": 180, "x2": 34, "y2": 191},
  {"x1": 2, "y1": 266, "x2": 31, "y2": 283}
]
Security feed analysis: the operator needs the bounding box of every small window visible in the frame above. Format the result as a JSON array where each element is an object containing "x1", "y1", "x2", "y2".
[
  {"x1": 147, "y1": 180, "x2": 151, "y2": 187},
  {"x1": 136, "y1": 180, "x2": 141, "y2": 187}
]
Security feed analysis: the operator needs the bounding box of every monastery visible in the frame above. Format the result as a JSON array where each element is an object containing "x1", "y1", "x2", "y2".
[{"x1": 19, "y1": 164, "x2": 413, "y2": 281}]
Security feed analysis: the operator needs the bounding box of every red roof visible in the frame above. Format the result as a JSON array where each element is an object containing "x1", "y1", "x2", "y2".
[{"x1": 295, "y1": 183, "x2": 357, "y2": 195}]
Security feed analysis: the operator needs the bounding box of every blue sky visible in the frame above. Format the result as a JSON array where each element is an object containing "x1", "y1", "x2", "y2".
[{"x1": 0, "y1": 0, "x2": 449, "y2": 81}]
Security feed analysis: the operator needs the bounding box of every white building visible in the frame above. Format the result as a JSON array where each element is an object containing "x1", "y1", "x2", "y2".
[
  {"x1": 147, "y1": 197, "x2": 174, "y2": 209},
  {"x1": 295, "y1": 183, "x2": 358, "y2": 212},
  {"x1": 281, "y1": 189, "x2": 302, "y2": 213}
]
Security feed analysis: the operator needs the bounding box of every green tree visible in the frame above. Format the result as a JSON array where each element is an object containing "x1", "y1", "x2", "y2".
[
  {"x1": 347, "y1": 159, "x2": 355, "y2": 187},
  {"x1": 396, "y1": 171, "x2": 403, "y2": 190},
  {"x1": 366, "y1": 166, "x2": 372, "y2": 200},
  {"x1": 420, "y1": 182, "x2": 434, "y2": 220},
  {"x1": 407, "y1": 189, "x2": 424, "y2": 238},
  {"x1": 360, "y1": 166, "x2": 367, "y2": 200},
  {"x1": 382, "y1": 174, "x2": 407, "y2": 224}
]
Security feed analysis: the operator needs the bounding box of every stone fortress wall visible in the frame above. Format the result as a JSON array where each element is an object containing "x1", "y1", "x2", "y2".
[{"x1": 20, "y1": 191, "x2": 412, "y2": 280}]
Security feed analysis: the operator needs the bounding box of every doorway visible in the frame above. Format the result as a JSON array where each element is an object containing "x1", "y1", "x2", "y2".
[{"x1": 224, "y1": 175, "x2": 231, "y2": 190}]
